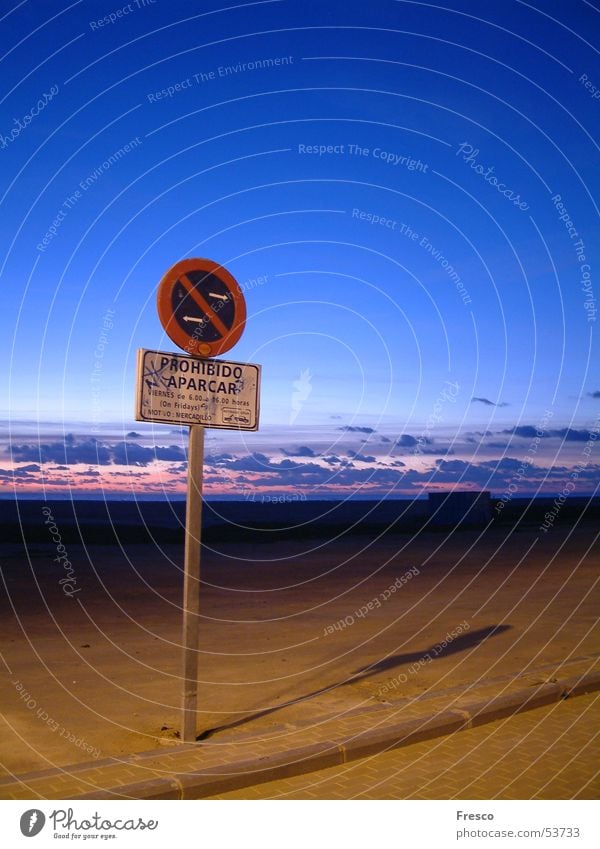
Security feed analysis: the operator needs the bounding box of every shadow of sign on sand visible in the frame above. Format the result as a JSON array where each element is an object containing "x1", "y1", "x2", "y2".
[
  {"x1": 197, "y1": 624, "x2": 512, "y2": 740},
  {"x1": 351, "y1": 624, "x2": 513, "y2": 677}
]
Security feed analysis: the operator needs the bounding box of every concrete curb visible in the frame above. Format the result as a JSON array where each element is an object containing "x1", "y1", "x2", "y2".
[{"x1": 72, "y1": 668, "x2": 600, "y2": 800}]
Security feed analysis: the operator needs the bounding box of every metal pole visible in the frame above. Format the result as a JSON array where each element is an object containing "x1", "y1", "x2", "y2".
[{"x1": 181, "y1": 424, "x2": 204, "y2": 742}]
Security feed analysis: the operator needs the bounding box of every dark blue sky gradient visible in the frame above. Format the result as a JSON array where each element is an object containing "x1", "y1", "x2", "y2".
[{"x1": 1, "y1": 0, "x2": 599, "y2": 499}]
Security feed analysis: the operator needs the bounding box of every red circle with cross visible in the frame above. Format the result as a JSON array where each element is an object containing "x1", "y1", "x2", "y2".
[{"x1": 157, "y1": 258, "x2": 247, "y2": 357}]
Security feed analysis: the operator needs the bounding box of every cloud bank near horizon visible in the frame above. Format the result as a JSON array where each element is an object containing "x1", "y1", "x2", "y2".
[{"x1": 1, "y1": 419, "x2": 598, "y2": 499}]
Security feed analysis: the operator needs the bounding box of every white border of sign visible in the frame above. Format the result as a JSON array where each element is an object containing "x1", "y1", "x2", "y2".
[{"x1": 134, "y1": 348, "x2": 260, "y2": 431}]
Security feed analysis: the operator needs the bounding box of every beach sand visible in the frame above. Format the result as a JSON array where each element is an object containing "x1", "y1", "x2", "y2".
[{"x1": 1, "y1": 522, "x2": 598, "y2": 777}]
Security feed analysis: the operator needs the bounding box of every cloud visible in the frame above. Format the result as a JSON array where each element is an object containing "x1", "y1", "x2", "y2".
[
  {"x1": 111, "y1": 442, "x2": 185, "y2": 466},
  {"x1": 153, "y1": 445, "x2": 186, "y2": 461},
  {"x1": 283, "y1": 446, "x2": 317, "y2": 457},
  {"x1": 503, "y1": 426, "x2": 592, "y2": 442},
  {"x1": 3, "y1": 421, "x2": 598, "y2": 499},
  {"x1": 110, "y1": 443, "x2": 155, "y2": 466},
  {"x1": 0, "y1": 465, "x2": 40, "y2": 479},
  {"x1": 204, "y1": 474, "x2": 228, "y2": 485},
  {"x1": 394, "y1": 434, "x2": 417, "y2": 447},
  {"x1": 205, "y1": 452, "x2": 235, "y2": 466},
  {"x1": 8, "y1": 437, "x2": 186, "y2": 468},
  {"x1": 391, "y1": 434, "x2": 433, "y2": 451},
  {"x1": 347, "y1": 450, "x2": 376, "y2": 463},
  {"x1": 553, "y1": 428, "x2": 593, "y2": 442},
  {"x1": 224, "y1": 452, "x2": 273, "y2": 472},
  {"x1": 166, "y1": 463, "x2": 188, "y2": 474},
  {"x1": 10, "y1": 439, "x2": 112, "y2": 465},
  {"x1": 472, "y1": 396, "x2": 509, "y2": 407},
  {"x1": 503, "y1": 425, "x2": 540, "y2": 439},
  {"x1": 427, "y1": 456, "x2": 600, "y2": 489},
  {"x1": 572, "y1": 464, "x2": 600, "y2": 480}
]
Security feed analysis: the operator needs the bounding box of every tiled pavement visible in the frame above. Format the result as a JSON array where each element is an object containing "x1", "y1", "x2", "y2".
[
  {"x1": 3, "y1": 528, "x2": 598, "y2": 799},
  {"x1": 1, "y1": 673, "x2": 597, "y2": 800},
  {"x1": 210, "y1": 692, "x2": 600, "y2": 800}
]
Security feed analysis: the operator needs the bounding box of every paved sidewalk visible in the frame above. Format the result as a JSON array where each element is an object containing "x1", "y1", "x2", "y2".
[
  {"x1": 1, "y1": 526, "x2": 598, "y2": 799},
  {"x1": 210, "y1": 692, "x2": 600, "y2": 800},
  {"x1": 0, "y1": 665, "x2": 597, "y2": 799}
]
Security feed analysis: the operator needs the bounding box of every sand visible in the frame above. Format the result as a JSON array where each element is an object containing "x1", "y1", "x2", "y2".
[{"x1": 1, "y1": 522, "x2": 598, "y2": 776}]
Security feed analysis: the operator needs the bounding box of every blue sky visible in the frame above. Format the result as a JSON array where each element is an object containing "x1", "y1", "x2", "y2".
[{"x1": 1, "y1": 0, "x2": 599, "y2": 499}]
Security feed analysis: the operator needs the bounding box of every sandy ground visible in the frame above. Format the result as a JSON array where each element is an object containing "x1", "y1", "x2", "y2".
[{"x1": 0, "y1": 522, "x2": 598, "y2": 776}]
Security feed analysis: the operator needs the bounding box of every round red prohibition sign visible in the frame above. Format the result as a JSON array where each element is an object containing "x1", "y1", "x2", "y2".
[{"x1": 157, "y1": 258, "x2": 247, "y2": 357}]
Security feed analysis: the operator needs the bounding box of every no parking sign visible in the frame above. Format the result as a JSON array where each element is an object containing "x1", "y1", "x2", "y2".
[{"x1": 156, "y1": 257, "x2": 246, "y2": 358}]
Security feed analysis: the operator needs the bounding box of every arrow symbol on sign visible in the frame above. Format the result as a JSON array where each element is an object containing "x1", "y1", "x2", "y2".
[
  {"x1": 183, "y1": 315, "x2": 206, "y2": 324},
  {"x1": 209, "y1": 292, "x2": 228, "y2": 301}
]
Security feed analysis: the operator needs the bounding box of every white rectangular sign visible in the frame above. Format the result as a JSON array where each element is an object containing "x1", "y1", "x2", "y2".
[{"x1": 135, "y1": 348, "x2": 260, "y2": 430}]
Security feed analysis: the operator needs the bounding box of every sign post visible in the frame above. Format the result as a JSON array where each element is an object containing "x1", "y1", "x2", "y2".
[
  {"x1": 181, "y1": 424, "x2": 204, "y2": 743},
  {"x1": 136, "y1": 257, "x2": 259, "y2": 743}
]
